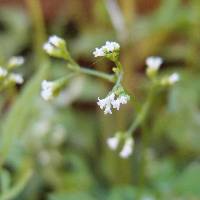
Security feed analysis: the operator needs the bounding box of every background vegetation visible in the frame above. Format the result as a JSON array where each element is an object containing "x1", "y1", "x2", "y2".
[{"x1": 0, "y1": 0, "x2": 200, "y2": 199}]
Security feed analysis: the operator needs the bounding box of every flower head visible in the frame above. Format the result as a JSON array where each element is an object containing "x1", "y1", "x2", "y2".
[
  {"x1": 43, "y1": 35, "x2": 67, "y2": 59},
  {"x1": 41, "y1": 80, "x2": 55, "y2": 101},
  {"x1": 93, "y1": 41, "x2": 120, "y2": 58},
  {"x1": 161, "y1": 72, "x2": 180, "y2": 86},
  {"x1": 119, "y1": 137, "x2": 134, "y2": 158},
  {"x1": 8, "y1": 56, "x2": 24, "y2": 68},
  {"x1": 146, "y1": 56, "x2": 163, "y2": 77},
  {"x1": 107, "y1": 136, "x2": 119, "y2": 150},
  {"x1": 168, "y1": 73, "x2": 180, "y2": 85},
  {"x1": 97, "y1": 93, "x2": 130, "y2": 114},
  {"x1": 49, "y1": 35, "x2": 65, "y2": 47},
  {"x1": 97, "y1": 93, "x2": 115, "y2": 114},
  {"x1": 9, "y1": 73, "x2": 24, "y2": 84}
]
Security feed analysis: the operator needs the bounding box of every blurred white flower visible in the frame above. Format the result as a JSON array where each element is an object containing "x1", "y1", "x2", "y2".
[
  {"x1": 93, "y1": 48, "x2": 105, "y2": 57},
  {"x1": 107, "y1": 136, "x2": 119, "y2": 150},
  {"x1": 43, "y1": 35, "x2": 66, "y2": 57},
  {"x1": 0, "y1": 67, "x2": 8, "y2": 77},
  {"x1": 43, "y1": 43, "x2": 54, "y2": 55},
  {"x1": 93, "y1": 41, "x2": 120, "y2": 57},
  {"x1": 146, "y1": 56, "x2": 163, "y2": 71},
  {"x1": 8, "y1": 56, "x2": 24, "y2": 67},
  {"x1": 119, "y1": 137, "x2": 134, "y2": 158},
  {"x1": 9, "y1": 73, "x2": 24, "y2": 84},
  {"x1": 41, "y1": 80, "x2": 54, "y2": 101},
  {"x1": 49, "y1": 35, "x2": 65, "y2": 47},
  {"x1": 168, "y1": 73, "x2": 180, "y2": 85}
]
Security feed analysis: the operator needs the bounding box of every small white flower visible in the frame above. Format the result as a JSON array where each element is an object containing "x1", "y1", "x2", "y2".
[
  {"x1": 107, "y1": 136, "x2": 119, "y2": 150},
  {"x1": 49, "y1": 35, "x2": 64, "y2": 47},
  {"x1": 41, "y1": 80, "x2": 54, "y2": 101},
  {"x1": 0, "y1": 67, "x2": 8, "y2": 77},
  {"x1": 93, "y1": 48, "x2": 105, "y2": 57},
  {"x1": 111, "y1": 98, "x2": 121, "y2": 110},
  {"x1": 9, "y1": 73, "x2": 24, "y2": 84},
  {"x1": 97, "y1": 93, "x2": 115, "y2": 114},
  {"x1": 93, "y1": 41, "x2": 120, "y2": 57},
  {"x1": 118, "y1": 95, "x2": 130, "y2": 104},
  {"x1": 43, "y1": 35, "x2": 66, "y2": 57},
  {"x1": 146, "y1": 56, "x2": 163, "y2": 71},
  {"x1": 43, "y1": 43, "x2": 54, "y2": 54},
  {"x1": 111, "y1": 94, "x2": 130, "y2": 110},
  {"x1": 168, "y1": 73, "x2": 180, "y2": 85},
  {"x1": 119, "y1": 137, "x2": 134, "y2": 158},
  {"x1": 8, "y1": 56, "x2": 24, "y2": 67}
]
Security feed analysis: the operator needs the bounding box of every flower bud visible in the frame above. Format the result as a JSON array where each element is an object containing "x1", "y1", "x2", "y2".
[
  {"x1": 43, "y1": 35, "x2": 69, "y2": 60},
  {"x1": 146, "y1": 56, "x2": 163, "y2": 78}
]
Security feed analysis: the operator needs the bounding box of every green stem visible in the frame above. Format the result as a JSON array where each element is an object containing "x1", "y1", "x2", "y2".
[
  {"x1": 127, "y1": 85, "x2": 156, "y2": 136},
  {"x1": 78, "y1": 67, "x2": 115, "y2": 83}
]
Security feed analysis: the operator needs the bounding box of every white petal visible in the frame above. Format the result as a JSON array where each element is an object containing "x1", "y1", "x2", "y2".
[
  {"x1": 107, "y1": 137, "x2": 119, "y2": 150},
  {"x1": 168, "y1": 73, "x2": 180, "y2": 84},
  {"x1": 146, "y1": 56, "x2": 163, "y2": 70},
  {"x1": 104, "y1": 105, "x2": 112, "y2": 114}
]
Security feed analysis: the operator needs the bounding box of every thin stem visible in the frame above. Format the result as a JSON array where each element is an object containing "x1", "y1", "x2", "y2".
[
  {"x1": 127, "y1": 85, "x2": 156, "y2": 136},
  {"x1": 78, "y1": 67, "x2": 115, "y2": 83}
]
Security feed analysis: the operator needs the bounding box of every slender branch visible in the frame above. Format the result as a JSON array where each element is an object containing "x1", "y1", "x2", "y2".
[
  {"x1": 127, "y1": 85, "x2": 156, "y2": 136},
  {"x1": 78, "y1": 67, "x2": 115, "y2": 83}
]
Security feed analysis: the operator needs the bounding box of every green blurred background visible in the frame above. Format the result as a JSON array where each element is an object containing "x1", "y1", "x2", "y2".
[{"x1": 0, "y1": 0, "x2": 200, "y2": 199}]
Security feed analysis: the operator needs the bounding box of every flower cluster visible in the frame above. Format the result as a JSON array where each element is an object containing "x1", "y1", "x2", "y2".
[
  {"x1": 93, "y1": 41, "x2": 120, "y2": 58},
  {"x1": 107, "y1": 134, "x2": 134, "y2": 159},
  {"x1": 0, "y1": 56, "x2": 24, "y2": 89},
  {"x1": 41, "y1": 80, "x2": 55, "y2": 101},
  {"x1": 43, "y1": 35, "x2": 67, "y2": 59},
  {"x1": 97, "y1": 92, "x2": 130, "y2": 114}
]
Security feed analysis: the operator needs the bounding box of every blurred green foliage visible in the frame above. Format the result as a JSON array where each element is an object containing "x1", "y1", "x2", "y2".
[{"x1": 0, "y1": 0, "x2": 200, "y2": 199}]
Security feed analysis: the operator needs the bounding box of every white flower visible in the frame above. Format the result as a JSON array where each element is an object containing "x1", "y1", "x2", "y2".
[
  {"x1": 43, "y1": 35, "x2": 66, "y2": 56},
  {"x1": 93, "y1": 41, "x2": 120, "y2": 57},
  {"x1": 103, "y1": 41, "x2": 120, "y2": 52},
  {"x1": 8, "y1": 56, "x2": 24, "y2": 67},
  {"x1": 146, "y1": 56, "x2": 163, "y2": 71},
  {"x1": 43, "y1": 43, "x2": 54, "y2": 54},
  {"x1": 168, "y1": 73, "x2": 180, "y2": 85},
  {"x1": 49, "y1": 35, "x2": 64, "y2": 47},
  {"x1": 111, "y1": 94, "x2": 130, "y2": 110},
  {"x1": 97, "y1": 93, "x2": 115, "y2": 114},
  {"x1": 0, "y1": 67, "x2": 8, "y2": 77},
  {"x1": 107, "y1": 136, "x2": 119, "y2": 150},
  {"x1": 111, "y1": 98, "x2": 121, "y2": 110},
  {"x1": 93, "y1": 48, "x2": 105, "y2": 57},
  {"x1": 97, "y1": 93, "x2": 129, "y2": 114},
  {"x1": 41, "y1": 80, "x2": 54, "y2": 101},
  {"x1": 118, "y1": 95, "x2": 130, "y2": 104},
  {"x1": 9, "y1": 73, "x2": 24, "y2": 84},
  {"x1": 119, "y1": 137, "x2": 134, "y2": 158}
]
